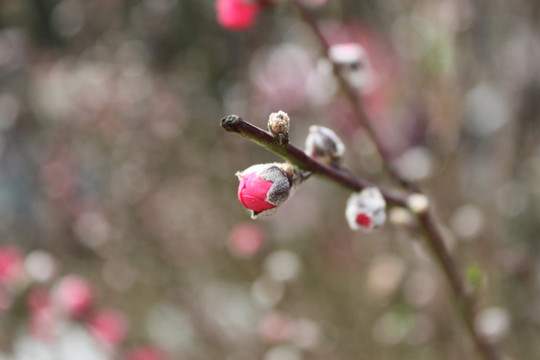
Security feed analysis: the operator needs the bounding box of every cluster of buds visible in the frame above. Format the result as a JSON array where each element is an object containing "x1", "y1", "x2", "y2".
[
  {"x1": 345, "y1": 187, "x2": 386, "y2": 231},
  {"x1": 234, "y1": 110, "x2": 388, "y2": 233}
]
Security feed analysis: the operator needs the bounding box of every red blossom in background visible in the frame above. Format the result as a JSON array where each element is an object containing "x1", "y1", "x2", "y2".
[
  {"x1": 88, "y1": 308, "x2": 128, "y2": 348},
  {"x1": 0, "y1": 246, "x2": 23, "y2": 285},
  {"x1": 54, "y1": 275, "x2": 94, "y2": 319},
  {"x1": 215, "y1": 0, "x2": 261, "y2": 31}
]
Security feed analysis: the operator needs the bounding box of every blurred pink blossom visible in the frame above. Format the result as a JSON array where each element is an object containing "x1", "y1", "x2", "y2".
[
  {"x1": 88, "y1": 308, "x2": 127, "y2": 348},
  {"x1": 53, "y1": 275, "x2": 94, "y2": 319},
  {"x1": 27, "y1": 287, "x2": 56, "y2": 341},
  {"x1": 0, "y1": 245, "x2": 23, "y2": 285},
  {"x1": 215, "y1": 0, "x2": 260, "y2": 31},
  {"x1": 228, "y1": 222, "x2": 265, "y2": 257},
  {"x1": 123, "y1": 346, "x2": 170, "y2": 360},
  {"x1": 258, "y1": 312, "x2": 292, "y2": 343}
]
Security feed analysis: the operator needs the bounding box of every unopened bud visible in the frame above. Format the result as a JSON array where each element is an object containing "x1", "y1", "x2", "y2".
[
  {"x1": 236, "y1": 163, "x2": 308, "y2": 219},
  {"x1": 268, "y1": 110, "x2": 290, "y2": 145},
  {"x1": 328, "y1": 43, "x2": 375, "y2": 92},
  {"x1": 304, "y1": 125, "x2": 345, "y2": 167},
  {"x1": 329, "y1": 43, "x2": 366, "y2": 67},
  {"x1": 345, "y1": 187, "x2": 386, "y2": 231},
  {"x1": 407, "y1": 193, "x2": 430, "y2": 214}
]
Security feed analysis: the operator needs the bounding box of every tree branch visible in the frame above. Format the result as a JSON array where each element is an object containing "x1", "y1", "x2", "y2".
[
  {"x1": 221, "y1": 114, "x2": 408, "y2": 206},
  {"x1": 288, "y1": 2, "x2": 503, "y2": 360}
]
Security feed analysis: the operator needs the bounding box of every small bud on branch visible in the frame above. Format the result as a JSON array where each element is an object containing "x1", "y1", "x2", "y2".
[{"x1": 268, "y1": 110, "x2": 290, "y2": 145}]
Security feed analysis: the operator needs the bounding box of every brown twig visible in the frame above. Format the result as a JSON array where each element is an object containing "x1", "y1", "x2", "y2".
[
  {"x1": 221, "y1": 114, "x2": 408, "y2": 206},
  {"x1": 288, "y1": 2, "x2": 502, "y2": 360}
]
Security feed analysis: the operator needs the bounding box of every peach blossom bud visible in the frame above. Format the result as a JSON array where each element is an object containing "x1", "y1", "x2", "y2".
[
  {"x1": 236, "y1": 163, "x2": 307, "y2": 219},
  {"x1": 305, "y1": 125, "x2": 345, "y2": 167},
  {"x1": 53, "y1": 275, "x2": 94, "y2": 318},
  {"x1": 268, "y1": 110, "x2": 290, "y2": 145},
  {"x1": 215, "y1": 0, "x2": 260, "y2": 31},
  {"x1": 346, "y1": 187, "x2": 386, "y2": 231}
]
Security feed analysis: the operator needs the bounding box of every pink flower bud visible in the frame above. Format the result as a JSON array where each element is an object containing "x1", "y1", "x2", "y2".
[
  {"x1": 346, "y1": 187, "x2": 386, "y2": 231},
  {"x1": 215, "y1": 0, "x2": 260, "y2": 31},
  {"x1": 88, "y1": 308, "x2": 127, "y2": 348},
  {"x1": 53, "y1": 275, "x2": 94, "y2": 318},
  {"x1": 123, "y1": 346, "x2": 170, "y2": 360},
  {"x1": 236, "y1": 163, "x2": 299, "y2": 219},
  {"x1": 0, "y1": 245, "x2": 23, "y2": 285},
  {"x1": 304, "y1": 125, "x2": 345, "y2": 167},
  {"x1": 237, "y1": 171, "x2": 277, "y2": 212}
]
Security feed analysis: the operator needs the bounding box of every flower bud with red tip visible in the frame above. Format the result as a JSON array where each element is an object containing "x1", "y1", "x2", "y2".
[
  {"x1": 215, "y1": 0, "x2": 260, "y2": 31},
  {"x1": 236, "y1": 163, "x2": 307, "y2": 219},
  {"x1": 304, "y1": 125, "x2": 345, "y2": 167},
  {"x1": 346, "y1": 187, "x2": 386, "y2": 231}
]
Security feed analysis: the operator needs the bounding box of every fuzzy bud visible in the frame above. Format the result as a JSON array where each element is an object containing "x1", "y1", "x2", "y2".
[
  {"x1": 236, "y1": 163, "x2": 307, "y2": 219},
  {"x1": 345, "y1": 187, "x2": 386, "y2": 231},
  {"x1": 304, "y1": 125, "x2": 345, "y2": 167},
  {"x1": 268, "y1": 110, "x2": 290, "y2": 145}
]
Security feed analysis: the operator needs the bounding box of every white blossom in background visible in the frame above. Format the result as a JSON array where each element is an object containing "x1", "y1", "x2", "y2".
[
  {"x1": 304, "y1": 125, "x2": 345, "y2": 167},
  {"x1": 474, "y1": 307, "x2": 511, "y2": 343},
  {"x1": 24, "y1": 250, "x2": 57, "y2": 283},
  {"x1": 346, "y1": 187, "x2": 386, "y2": 231},
  {"x1": 264, "y1": 250, "x2": 301, "y2": 283},
  {"x1": 329, "y1": 43, "x2": 365, "y2": 65}
]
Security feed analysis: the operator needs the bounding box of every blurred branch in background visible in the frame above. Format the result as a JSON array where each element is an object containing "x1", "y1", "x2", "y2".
[{"x1": 287, "y1": 1, "x2": 503, "y2": 359}]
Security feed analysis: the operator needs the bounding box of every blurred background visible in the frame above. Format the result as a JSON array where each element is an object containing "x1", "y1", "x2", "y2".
[{"x1": 0, "y1": 0, "x2": 540, "y2": 359}]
